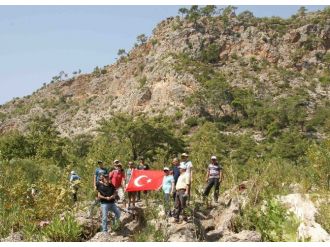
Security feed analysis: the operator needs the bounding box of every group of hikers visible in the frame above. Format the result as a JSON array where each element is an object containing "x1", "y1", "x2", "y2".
[{"x1": 69, "y1": 153, "x2": 224, "y2": 233}]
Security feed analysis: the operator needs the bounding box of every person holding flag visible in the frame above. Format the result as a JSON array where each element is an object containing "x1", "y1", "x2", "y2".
[{"x1": 125, "y1": 161, "x2": 137, "y2": 209}]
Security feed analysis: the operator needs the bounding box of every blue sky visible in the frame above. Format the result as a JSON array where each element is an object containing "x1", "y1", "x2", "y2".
[{"x1": 0, "y1": 5, "x2": 327, "y2": 105}]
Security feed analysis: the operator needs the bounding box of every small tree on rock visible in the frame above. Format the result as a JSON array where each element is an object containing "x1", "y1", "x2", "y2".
[{"x1": 136, "y1": 34, "x2": 147, "y2": 45}]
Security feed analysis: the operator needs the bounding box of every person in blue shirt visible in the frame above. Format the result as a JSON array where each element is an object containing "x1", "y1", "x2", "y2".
[
  {"x1": 89, "y1": 160, "x2": 108, "y2": 217},
  {"x1": 171, "y1": 158, "x2": 180, "y2": 201},
  {"x1": 69, "y1": 171, "x2": 81, "y2": 203},
  {"x1": 162, "y1": 167, "x2": 174, "y2": 216},
  {"x1": 94, "y1": 160, "x2": 108, "y2": 190}
]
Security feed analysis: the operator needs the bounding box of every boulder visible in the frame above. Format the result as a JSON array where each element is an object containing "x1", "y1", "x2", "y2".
[
  {"x1": 200, "y1": 219, "x2": 215, "y2": 232},
  {"x1": 212, "y1": 197, "x2": 240, "y2": 232},
  {"x1": 298, "y1": 222, "x2": 330, "y2": 242},
  {"x1": 88, "y1": 232, "x2": 129, "y2": 242},
  {"x1": 167, "y1": 222, "x2": 197, "y2": 242},
  {"x1": 220, "y1": 230, "x2": 262, "y2": 242},
  {"x1": 279, "y1": 193, "x2": 330, "y2": 242},
  {"x1": 205, "y1": 229, "x2": 223, "y2": 241}
]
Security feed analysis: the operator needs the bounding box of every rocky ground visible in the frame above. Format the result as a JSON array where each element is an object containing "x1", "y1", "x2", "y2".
[{"x1": 3, "y1": 182, "x2": 329, "y2": 242}]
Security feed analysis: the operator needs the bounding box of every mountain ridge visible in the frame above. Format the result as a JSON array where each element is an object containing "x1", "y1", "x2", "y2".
[{"x1": 0, "y1": 7, "x2": 329, "y2": 138}]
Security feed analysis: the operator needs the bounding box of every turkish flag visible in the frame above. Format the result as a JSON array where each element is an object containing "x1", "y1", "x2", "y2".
[{"x1": 126, "y1": 170, "x2": 164, "y2": 192}]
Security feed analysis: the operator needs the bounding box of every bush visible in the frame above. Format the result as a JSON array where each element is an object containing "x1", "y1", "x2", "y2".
[
  {"x1": 315, "y1": 203, "x2": 330, "y2": 233},
  {"x1": 42, "y1": 214, "x2": 82, "y2": 242},
  {"x1": 185, "y1": 116, "x2": 199, "y2": 127},
  {"x1": 234, "y1": 199, "x2": 300, "y2": 241},
  {"x1": 200, "y1": 43, "x2": 221, "y2": 63},
  {"x1": 138, "y1": 76, "x2": 147, "y2": 88}
]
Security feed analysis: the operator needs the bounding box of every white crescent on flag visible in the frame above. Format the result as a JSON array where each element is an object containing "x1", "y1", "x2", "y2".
[{"x1": 134, "y1": 175, "x2": 152, "y2": 187}]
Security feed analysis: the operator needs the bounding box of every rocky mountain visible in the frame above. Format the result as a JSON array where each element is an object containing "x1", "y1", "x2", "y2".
[{"x1": 0, "y1": 7, "x2": 329, "y2": 137}]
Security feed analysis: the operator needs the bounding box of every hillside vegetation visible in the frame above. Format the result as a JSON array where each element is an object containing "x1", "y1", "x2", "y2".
[{"x1": 0, "y1": 6, "x2": 330, "y2": 242}]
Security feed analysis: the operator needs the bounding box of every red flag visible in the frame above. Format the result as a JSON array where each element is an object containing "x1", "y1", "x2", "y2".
[{"x1": 126, "y1": 169, "x2": 164, "y2": 192}]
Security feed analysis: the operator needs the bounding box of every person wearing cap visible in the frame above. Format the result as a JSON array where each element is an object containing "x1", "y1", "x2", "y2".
[
  {"x1": 94, "y1": 160, "x2": 108, "y2": 191},
  {"x1": 203, "y1": 156, "x2": 223, "y2": 203},
  {"x1": 109, "y1": 162, "x2": 126, "y2": 208},
  {"x1": 125, "y1": 161, "x2": 137, "y2": 209},
  {"x1": 109, "y1": 159, "x2": 120, "y2": 173},
  {"x1": 97, "y1": 173, "x2": 121, "y2": 232},
  {"x1": 162, "y1": 167, "x2": 174, "y2": 217},
  {"x1": 90, "y1": 161, "x2": 108, "y2": 218},
  {"x1": 69, "y1": 171, "x2": 81, "y2": 203},
  {"x1": 136, "y1": 157, "x2": 150, "y2": 201},
  {"x1": 180, "y1": 153, "x2": 193, "y2": 198},
  {"x1": 173, "y1": 164, "x2": 189, "y2": 223}
]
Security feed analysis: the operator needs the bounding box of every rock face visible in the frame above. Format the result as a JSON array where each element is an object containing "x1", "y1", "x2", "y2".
[
  {"x1": 0, "y1": 10, "x2": 329, "y2": 137},
  {"x1": 279, "y1": 193, "x2": 330, "y2": 242}
]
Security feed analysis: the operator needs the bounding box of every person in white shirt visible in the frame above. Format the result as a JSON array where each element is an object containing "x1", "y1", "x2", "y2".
[
  {"x1": 174, "y1": 164, "x2": 189, "y2": 223},
  {"x1": 180, "y1": 153, "x2": 193, "y2": 198},
  {"x1": 203, "y1": 156, "x2": 223, "y2": 203}
]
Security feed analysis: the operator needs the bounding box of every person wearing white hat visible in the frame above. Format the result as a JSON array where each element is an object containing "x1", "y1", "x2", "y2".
[
  {"x1": 203, "y1": 155, "x2": 223, "y2": 203},
  {"x1": 173, "y1": 164, "x2": 189, "y2": 223},
  {"x1": 180, "y1": 153, "x2": 193, "y2": 200},
  {"x1": 162, "y1": 167, "x2": 174, "y2": 217}
]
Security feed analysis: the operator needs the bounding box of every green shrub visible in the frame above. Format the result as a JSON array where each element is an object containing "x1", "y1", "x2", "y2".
[
  {"x1": 185, "y1": 116, "x2": 199, "y2": 127},
  {"x1": 138, "y1": 76, "x2": 147, "y2": 88},
  {"x1": 42, "y1": 214, "x2": 82, "y2": 242},
  {"x1": 319, "y1": 75, "x2": 330, "y2": 87},
  {"x1": 200, "y1": 43, "x2": 221, "y2": 63},
  {"x1": 315, "y1": 203, "x2": 330, "y2": 233},
  {"x1": 234, "y1": 199, "x2": 300, "y2": 241},
  {"x1": 174, "y1": 110, "x2": 183, "y2": 120},
  {"x1": 151, "y1": 39, "x2": 158, "y2": 46}
]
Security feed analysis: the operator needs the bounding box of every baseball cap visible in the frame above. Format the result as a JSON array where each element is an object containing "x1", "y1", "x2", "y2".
[
  {"x1": 181, "y1": 153, "x2": 189, "y2": 157},
  {"x1": 113, "y1": 159, "x2": 120, "y2": 164},
  {"x1": 71, "y1": 171, "x2": 76, "y2": 175},
  {"x1": 163, "y1": 167, "x2": 170, "y2": 171},
  {"x1": 211, "y1": 156, "x2": 217, "y2": 160},
  {"x1": 97, "y1": 160, "x2": 103, "y2": 164}
]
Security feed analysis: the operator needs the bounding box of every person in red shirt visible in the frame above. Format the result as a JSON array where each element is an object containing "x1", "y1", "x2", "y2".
[{"x1": 109, "y1": 163, "x2": 126, "y2": 208}]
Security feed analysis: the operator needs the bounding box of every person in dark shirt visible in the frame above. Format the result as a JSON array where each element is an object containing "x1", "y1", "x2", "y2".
[
  {"x1": 97, "y1": 173, "x2": 121, "y2": 232},
  {"x1": 171, "y1": 158, "x2": 181, "y2": 201}
]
